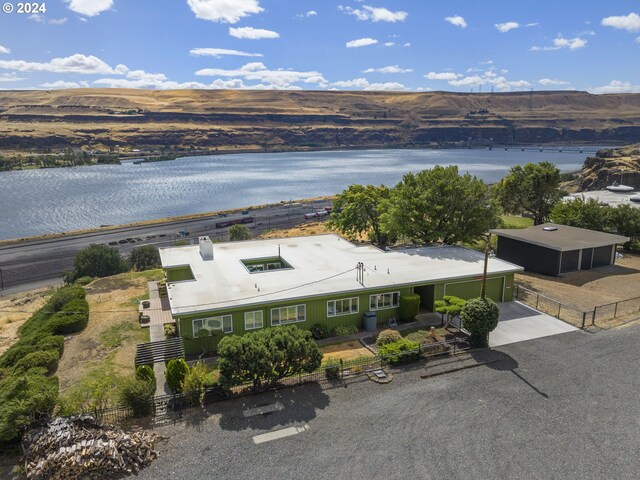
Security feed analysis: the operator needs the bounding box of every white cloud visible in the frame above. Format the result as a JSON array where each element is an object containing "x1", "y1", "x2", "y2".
[
  {"x1": 637, "y1": 36, "x2": 640, "y2": 43},
  {"x1": 331, "y1": 77, "x2": 405, "y2": 91},
  {"x1": 403, "y1": 42, "x2": 411, "y2": 47},
  {"x1": 601, "y1": 12, "x2": 640, "y2": 32},
  {"x1": 346, "y1": 37, "x2": 378, "y2": 48},
  {"x1": 67, "y1": 0, "x2": 113, "y2": 17},
  {"x1": 495, "y1": 21, "x2": 519, "y2": 32},
  {"x1": 305, "y1": 10, "x2": 317, "y2": 17},
  {"x1": 195, "y1": 62, "x2": 327, "y2": 89},
  {"x1": 591, "y1": 80, "x2": 640, "y2": 94},
  {"x1": 425, "y1": 71, "x2": 460, "y2": 80},
  {"x1": 0, "y1": 73, "x2": 24, "y2": 82},
  {"x1": 539, "y1": 78, "x2": 570, "y2": 86},
  {"x1": 28, "y1": 14, "x2": 68, "y2": 24},
  {"x1": 94, "y1": 77, "x2": 209, "y2": 89},
  {"x1": 0, "y1": 45, "x2": 10, "y2": 54},
  {"x1": 443, "y1": 68, "x2": 531, "y2": 91},
  {"x1": 187, "y1": 0, "x2": 263, "y2": 24},
  {"x1": 531, "y1": 35, "x2": 587, "y2": 51},
  {"x1": 339, "y1": 5, "x2": 407, "y2": 23},
  {"x1": 40, "y1": 80, "x2": 89, "y2": 88},
  {"x1": 229, "y1": 26, "x2": 279, "y2": 39},
  {"x1": 384, "y1": 42, "x2": 395, "y2": 47},
  {"x1": 445, "y1": 15, "x2": 467, "y2": 28},
  {"x1": 363, "y1": 65, "x2": 413, "y2": 74},
  {"x1": 0, "y1": 54, "x2": 128, "y2": 75},
  {"x1": 190, "y1": 48, "x2": 263, "y2": 58}
]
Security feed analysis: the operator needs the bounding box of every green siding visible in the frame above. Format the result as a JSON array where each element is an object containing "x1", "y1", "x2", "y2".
[{"x1": 174, "y1": 272, "x2": 516, "y2": 355}]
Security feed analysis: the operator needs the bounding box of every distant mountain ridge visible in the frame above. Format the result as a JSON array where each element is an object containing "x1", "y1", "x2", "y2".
[{"x1": 1, "y1": 89, "x2": 640, "y2": 151}]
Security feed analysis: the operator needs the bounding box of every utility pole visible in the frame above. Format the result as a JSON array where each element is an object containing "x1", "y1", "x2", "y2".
[{"x1": 480, "y1": 233, "x2": 491, "y2": 300}]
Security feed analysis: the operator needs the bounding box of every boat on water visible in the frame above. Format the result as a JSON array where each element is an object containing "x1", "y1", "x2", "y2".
[{"x1": 606, "y1": 181, "x2": 635, "y2": 192}]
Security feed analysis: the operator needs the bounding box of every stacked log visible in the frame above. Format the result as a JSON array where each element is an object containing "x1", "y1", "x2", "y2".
[{"x1": 22, "y1": 414, "x2": 165, "y2": 480}]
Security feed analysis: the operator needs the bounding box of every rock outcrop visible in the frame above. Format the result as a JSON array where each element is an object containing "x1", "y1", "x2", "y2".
[{"x1": 580, "y1": 144, "x2": 640, "y2": 191}]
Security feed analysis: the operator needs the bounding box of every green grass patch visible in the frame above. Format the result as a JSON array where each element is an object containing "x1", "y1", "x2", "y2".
[
  {"x1": 500, "y1": 215, "x2": 534, "y2": 229},
  {"x1": 100, "y1": 320, "x2": 147, "y2": 349}
]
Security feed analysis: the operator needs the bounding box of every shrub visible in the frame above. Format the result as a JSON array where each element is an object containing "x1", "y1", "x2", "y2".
[
  {"x1": 375, "y1": 329, "x2": 402, "y2": 347},
  {"x1": 49, "y1": 312, "x2": 89, "y2": 335},
  {"x1": 13, "y1": 350, "x2": 59, "y2": 375},
  {"x1": 36, "y1": 336, "x2": 65, "y2": 357},
  {"x1": 119, "y1": 378, "x2": 155, "y2": 418},
  {"x1": 460, "y1": 297, "x2": 500, "y2": 347},
  {"x1": 399, "y1": 294, "x2": 421, "y2": 322},
  {"x1": 379, "y1": 339, "x2": 420, "y2": 365},
  {"x1": 325, "y1": 360, "x2": 340, "y2": 379},
  {"x1": 164, "y1": 323, "x2": 177, "y2": 339},
  {"x1": 135, "y1": 365, "x2": 156, "y2": 389},
  {"x1": 310, "y1": 323, "x2": 331, "y2": 340},
  {"x1": 74, "y1": 276, "x2": 94, "y2": 286},
  {"x1": 129, "y1": 245, "x2": 161, "y2": 271},
  {"x1": 165, "y1": 358, "x2": 189, "y2": 393},
  {"x1": 404, "y1": 330, "x2": 430, "y2": 343},
  {"x1": 182, "y1": 361, "x2": 209, "y2": 406},
  {"x1": 46, "y1": 285, "x2": 86, "y2": 312},
  {"x1": 66, "y1": 244, "x2": 130, "y2": 283},
  {"x1": 229, "y1": 224, "x2": 252, "y2": 241},
  {"x1": 0, "y1": 345, "x2": 36, "y2": 369},
  {"x1": 332, "y1": 325, "x2": 358, "y2": 337}
]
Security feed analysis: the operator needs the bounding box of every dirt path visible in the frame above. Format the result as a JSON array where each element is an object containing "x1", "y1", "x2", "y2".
[{"x1": 0, "y1": 287, "x2": 49, "y2": 356}]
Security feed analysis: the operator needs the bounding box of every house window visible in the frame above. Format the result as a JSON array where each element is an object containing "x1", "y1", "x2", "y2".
[
  {"x1": 369, "y1": 292, "x2": 400, "y2": 311},
  {"x1": 327, "y1": 297, "x2": 359, "y2": 317},
  {"x1": 267, "y1": 262, "x2": 282, "y2": 270},
  {"x1": 247, "y1": 264, "x2": 264, "y2": 273},
  {"x1": 244, "y1": 311, "x2": 264, "y2": 330},
  {"x1": 271, "y1": 304, "x2": 306, "y2": 326},
  {"x1": 192, "y1": 315, "x2": 233, "y2": 335}
]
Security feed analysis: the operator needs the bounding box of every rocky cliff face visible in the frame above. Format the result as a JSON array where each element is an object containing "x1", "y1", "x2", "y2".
[{"x1": 580, "y1": 144, "x2": 640, "y2": 190}]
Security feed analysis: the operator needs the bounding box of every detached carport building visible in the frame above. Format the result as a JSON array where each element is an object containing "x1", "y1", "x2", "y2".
[{"x1": 491, "y1": 223, "x2": 629, "y2": 276}]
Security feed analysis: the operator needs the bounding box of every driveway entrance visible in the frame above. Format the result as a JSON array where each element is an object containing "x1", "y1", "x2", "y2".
[{"x1": 489, "y1": 301, "x2": 578, "y2": 347}]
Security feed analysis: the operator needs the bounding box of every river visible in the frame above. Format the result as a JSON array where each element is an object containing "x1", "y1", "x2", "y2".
[{"x1": 0, "y1": 148, "x2": 586, "y2": 240}]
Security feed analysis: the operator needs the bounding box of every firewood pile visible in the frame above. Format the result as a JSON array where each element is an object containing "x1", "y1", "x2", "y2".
[{"x1": 22, "y1": 414, "x2": 165, "y2": 480}]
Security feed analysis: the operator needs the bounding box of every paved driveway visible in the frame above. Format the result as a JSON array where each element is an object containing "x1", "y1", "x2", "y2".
[{"x1": 489, "y1": 301, "x2": 578, "y2": 347}]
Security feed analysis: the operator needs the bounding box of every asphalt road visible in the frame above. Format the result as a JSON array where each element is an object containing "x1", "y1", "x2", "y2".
[
  {"x1": 136, "y1": 325, "x2": 640, "y2": 480},
  {"x1": 0, "y1": 200, "x2": 332, "y2": 291}
]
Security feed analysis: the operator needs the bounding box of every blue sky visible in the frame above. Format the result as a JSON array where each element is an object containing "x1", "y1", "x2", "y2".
[{"x1": 0, "y1": 0, "x2": 638, "y2": 92}]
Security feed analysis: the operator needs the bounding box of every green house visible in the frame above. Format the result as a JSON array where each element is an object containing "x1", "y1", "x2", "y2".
[{"x1": 159, "y1": 234, "x2": 522, "y2": 355}]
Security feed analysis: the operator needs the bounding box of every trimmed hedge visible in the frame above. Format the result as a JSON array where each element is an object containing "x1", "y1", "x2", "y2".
[
  {"x1": 0, "y1": 285, "x2": 89, "y2": 443},
  {"x1": 165, "y1": 358, "x2": 189, "y2": 394},
  {"x1": 378, "y1": 339, "x2": 420, "y2": 365},
  {"x1": 332, "y1": 325, "x2": 358, "y2": 337},
  {"x1": 13, "y1": 350, "x2": 59, "y2": 376},
  {"x1": 399, "y1": 294, "x2": 421, "y2": 322}
]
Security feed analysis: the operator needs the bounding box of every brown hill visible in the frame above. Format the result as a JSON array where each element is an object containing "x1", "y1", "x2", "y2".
[
  {"x1": 1, "y1": 89, "x2": 640, "y2": 151},
  {"x1": 580, "y1": 144, "x2": 640, "y2": 190}
]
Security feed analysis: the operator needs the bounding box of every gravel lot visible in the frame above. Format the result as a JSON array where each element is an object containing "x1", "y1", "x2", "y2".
[{"x1": 135, "y1": 324, "x2": 640, "y2": 480}]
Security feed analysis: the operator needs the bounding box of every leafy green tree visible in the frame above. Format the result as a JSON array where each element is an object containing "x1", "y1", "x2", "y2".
[
  {"x1": 165, "y1": 358, "x2": 189, "y2": 393},
  {"x1": 382, "y1": 166, "x2": 501, "y2": 244},
  {"x1": 460, "y1": 297, "x2": 500, "y2": 347},
  {"x1": 608, "y1": 204, "x2": 640, "y2": 250},
  {"x1": 229, "y1": 224, "x2": 252, "y2": 241},
  {"x1": 434, "y1": 295, "x2": 467, "y2": 327},
  {"x1": 129, "y1": 245, "x2": 161, "y2": 271},
  {"x1": 217, "y1": 326, "x2": 322, "y2": 390},
  {"x1": 495, "y1": 162, "x2": 562, "y2": 225},
  {"x1": 550, "y1": 197, "x2": 611, "y2": 231},
  {"x1": 327, "y1": 184, "x2": 391, "y2": 246},
  {"x1": 65, "y1": 244, "x2": 129, "y2": 283}
]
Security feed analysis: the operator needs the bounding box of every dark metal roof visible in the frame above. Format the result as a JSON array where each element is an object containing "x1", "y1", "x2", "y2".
[
  {"x1": 135, "y1": 337, "x2": 185, "y2": 365},
  {"x1": 490, "y1": 223, "x2": 630, "y2": 252}
]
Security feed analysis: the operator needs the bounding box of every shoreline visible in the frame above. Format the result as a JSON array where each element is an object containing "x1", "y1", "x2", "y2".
[{"x1": 0, "y1": 195, "x2": 336, "y2": 246}]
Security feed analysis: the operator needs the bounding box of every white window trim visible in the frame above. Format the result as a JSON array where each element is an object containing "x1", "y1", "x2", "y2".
[
  {"x1": 192, "y1": 315, "x2": 233, "y2": 335},
  {"x1": 271, "y1": 304, "x2": 306, "y2": 326},
  {"x1": 369, "y1": 292, "x2": 400, "y2": 311},
  {"x1": 244, "y1": 310, "x2": 264, "y2": 331},
  {"x1": 327, "y1": 297, "x2": 359, "y2": 317}
]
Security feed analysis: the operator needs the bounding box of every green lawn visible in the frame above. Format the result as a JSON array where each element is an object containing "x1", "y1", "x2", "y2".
[{"x1": 500, "y1": 215, "x2": 534, "y2": 229}]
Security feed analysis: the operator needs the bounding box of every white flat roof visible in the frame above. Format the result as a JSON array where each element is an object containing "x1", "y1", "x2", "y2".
[
  {"x1": 159, "y1": 234, "x2": 523, "y2": 316},
  {"x1": 565, "y1": 190, "x2": 640, "y2": 209}
]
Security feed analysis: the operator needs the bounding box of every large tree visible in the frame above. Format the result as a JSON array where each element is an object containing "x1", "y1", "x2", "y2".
[
  {"x1": 65, "y1": 244, "x2": 129, "y2": 282},
  {"x1": 608, "y1": 204, "x2": 640, "y2": 249},
  {"x1": 327, "y1": 184, "x2": 391, "y2": 246},
  {"x1": 550, "y1": 197, "x2": 611, "y2": 231},
  {"x1": 495, "y1": 161, "x2": 562, "y2": 225},
  {"x1": 229, "y1": 224, "x2": 252, "y2": 241},
  {"x1": 129, "y1": 245, "x2": 161, "y2": 271},
  {"x1": 382, "y1": 165, "x2": 501, "y2": 244}
]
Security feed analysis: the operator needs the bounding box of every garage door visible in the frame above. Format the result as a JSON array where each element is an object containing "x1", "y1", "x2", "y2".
[{"x1": 444, "y1": 277, "x2": 504, "y2": 302}]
